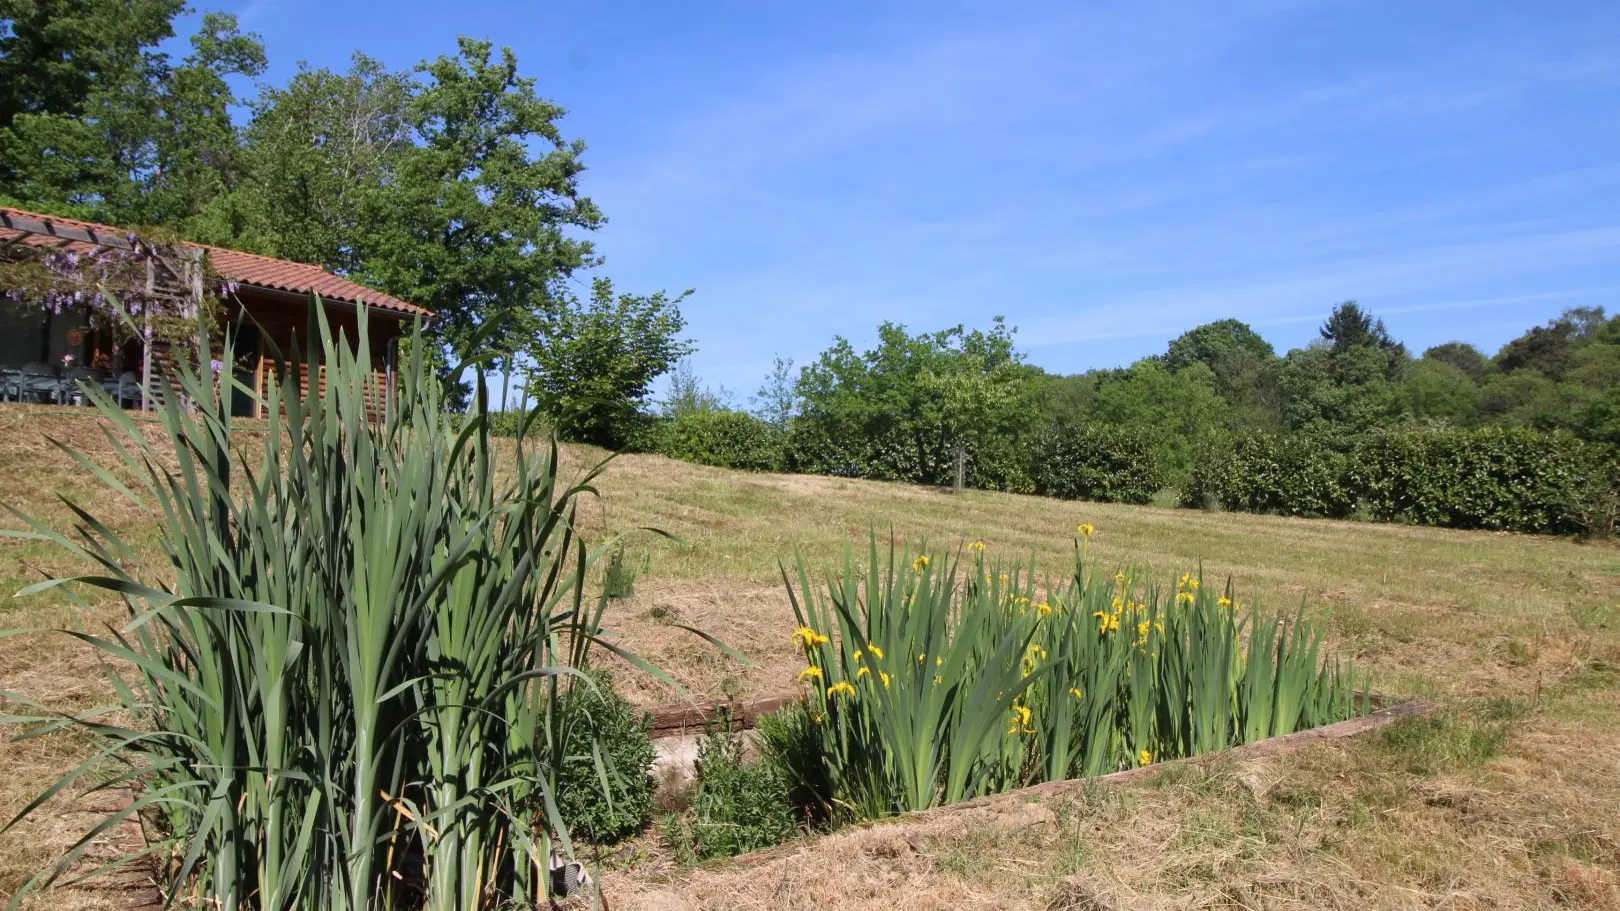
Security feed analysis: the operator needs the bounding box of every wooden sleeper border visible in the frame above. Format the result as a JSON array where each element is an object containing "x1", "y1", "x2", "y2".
[{"x1": 645, "y1": 694, "x2": 1435, "y2": 872}]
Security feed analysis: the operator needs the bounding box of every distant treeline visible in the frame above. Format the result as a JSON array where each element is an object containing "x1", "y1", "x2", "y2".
[{"x1": 629, "y1": 302, "x2": 1619, "y2": 536}]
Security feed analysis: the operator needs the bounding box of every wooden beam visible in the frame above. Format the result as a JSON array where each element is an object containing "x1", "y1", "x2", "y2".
[{"x1": 0, "y1": 211, "x2": 136, "y2": 250}]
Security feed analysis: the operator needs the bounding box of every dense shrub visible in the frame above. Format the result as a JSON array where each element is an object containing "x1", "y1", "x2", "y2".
[
  {"x1": 666, "y1": 731, "x2": 800, "y2": 860},
  {"x1": 782, "y1": 416, "x2": 1034, "y2": 492},
  {"x1": 554, "y1": 672, "x2": 657, "y2": 844},
  {"x1": 646, "y1": 410, "x2": 782, "y2": 471},
  {"x1": 1185, "y1": 426, "x2": 1618, "y2": 535},
  {"x1": 755, "y1": 703, "x2": 835, "y2": 827},
  {"x1": 1350, "y1": 426, "x2": 1613, "y2": 535},
  {"x1": 1030, "y1": 423, "x2": 1165, "y2": 504},
  {"x1": 1184, "y1": 434, "x2": 1353, "y2": 518}
]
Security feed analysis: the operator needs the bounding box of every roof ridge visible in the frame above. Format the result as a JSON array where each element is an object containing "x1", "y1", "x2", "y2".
[{"x1": 193, "y1": 242, "x2": 321, "y2": 268}]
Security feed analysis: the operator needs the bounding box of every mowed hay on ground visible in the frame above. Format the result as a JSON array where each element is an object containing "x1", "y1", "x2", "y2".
[{"x1": 2, "y1": 406, "x2": 1618, "y2": 909}]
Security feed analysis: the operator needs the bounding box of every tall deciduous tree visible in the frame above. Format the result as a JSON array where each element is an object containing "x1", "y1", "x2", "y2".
[
  {"x1": 0, "y1": 3, "x2": 264, "y2": 226},
  {"x1": 201, "y1": 55, "x2": 413, "y2": 271},
  {"x1": 1163, "y1": 319, "x2": 1283, "y2": 433},
  {"x1": 1421, "y1": 341, "x2": 1490, "y2": 384},
  {"x1": 361, "y1": 38, "x2": 603, "y2": 405},
  {"x1": 751, "y1": 354, "x2": 798, "y2": 428}
]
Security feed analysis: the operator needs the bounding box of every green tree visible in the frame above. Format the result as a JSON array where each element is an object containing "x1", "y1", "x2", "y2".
[
  {"x1": 1164, "y1": 318, "x2": 1275, "y2": 371},
  {"x1": 662, "y1": 358, "x2": 731, "y2": 419},
  {"x1": 919, "y1": 341, "x2": 1025, "y2": 492},
  {"x1": 751, "y1": 354, "x2": 798, "y2": 428},
  {"x1": 525, "y1": 277, "x2": 692, "y2": 447},
  {"x1": 792, "y1": 318, "x2": 1030, "y2": 489},
  {"x1": 0, "y1": 0, "x2": 181, "y2": 131},
  {"x1": 1085, "y1": 358, "x2": 1230, "y2": 484},
  {"x1": 1421, "y1": 341, "x2": 1489, "y2": 384},
  {"x1": 1495, "y1": 307, "x2": 1608, "y2": 381},
  {"x1": 1320, "y1": 300, "x2": 1406, "y2": 361},
  {"x1": 0, "y1": 3, "x2": 264, "y2": 226},
  {"x1": 1400, "y1": 358, "x2": 1480, "y2": 426},
  {"x1": 360, "y1": 39, "x2": 603, "y2": 405},
  {"x1": 1163, "y1": 319, "x2": 1283, "y2": 433},
  {"x1": 204, "y1": 55, "x2": 413, "y2": 270},
  {"x1": 1280, "y1": 343, "x2": 1404, "y2": 437}
]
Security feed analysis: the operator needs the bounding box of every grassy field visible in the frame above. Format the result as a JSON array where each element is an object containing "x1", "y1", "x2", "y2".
[{"x1": 2, "y1": 404, "x2": 1617, "y2": 910}]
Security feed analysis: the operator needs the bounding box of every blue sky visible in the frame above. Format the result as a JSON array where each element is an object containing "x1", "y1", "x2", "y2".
[{"x1": 197, "y1": 0, "x2": 1620, "y2": 398}]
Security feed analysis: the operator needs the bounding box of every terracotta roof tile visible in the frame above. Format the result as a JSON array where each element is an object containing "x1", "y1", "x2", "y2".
[{"x1": 0, "y1": 207, "x2": 431, "y2": 319}]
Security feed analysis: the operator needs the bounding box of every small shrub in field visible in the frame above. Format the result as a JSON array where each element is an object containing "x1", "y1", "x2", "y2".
[
  {"x1": 666, "y1": 732, "x2": 800, "y2": 859},
  {"x1": 1031, "y1": 423, "x2": 1165, "y2": 504},
  {"x1": 649, "y1": 410, "x2": 781, "y2": 471},
  {"x1": 1350, "y1": 425, "x2": 1611, "y2": 534},
  {"x1": 755, "y1": 703, "x2": 835, "y2": 826},
  {"x1": 604, "y1": 546, "x2": 643, "y2": 599},
  {"x1": 1186, "y1": 434, "x2": 1353, "y2": 517},
  {"x1": 554, "y1": 671, "x2": 657, "y2": 844}
]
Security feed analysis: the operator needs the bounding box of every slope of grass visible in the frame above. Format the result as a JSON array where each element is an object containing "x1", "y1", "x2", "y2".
[{"x1": 2, "y1": 405, "x2": 1617, "y2": 909}]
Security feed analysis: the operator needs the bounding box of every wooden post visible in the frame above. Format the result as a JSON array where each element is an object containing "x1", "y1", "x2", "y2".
[
  {"x1": 953, "y1": 440, "x2": 965, "y2": 494},
  {"x1": 141, "y1": 259, "x2": 154, "y2": 411}
]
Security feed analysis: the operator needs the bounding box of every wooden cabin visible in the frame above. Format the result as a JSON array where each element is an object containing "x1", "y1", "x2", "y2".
[{"x1": 0, "y1": 207, "x2": 431, "y2": 416}]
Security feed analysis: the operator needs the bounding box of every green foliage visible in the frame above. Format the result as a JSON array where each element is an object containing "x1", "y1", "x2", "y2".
[
  {"x1": 1320, "y1": 300, "x2": 1406, "y2": 359},
  {"x1": 1082, "y1": 359, "x2": 1229, "y2": 483},
  {"x1": 789, "y1": 318, "x2": 1032, "y2": 490},
  {"x1": 603, "y1": 546, "x2": 643, "y2": 599},
  {"x1": 1030, "y1": 423, "x2": 1165, "y2": 504},
  {"x1": 1164, "y1": 320, "x2": 1285, "y2": 434},
  {"x1": 207, "y1": 55, "x2": 413, "y2": 272},
  {"x1": 782, "y1": 536, "x2": 1365, "y2": 820},
  {"x1": 554, "y1": 672, "x2": 656, "y2": 845},
  {"x1": 752, "y1": 354, "x2": 799, "y2": 428},
  {"x1": 1400, "y1": 358, "x2": 1481, "y2": 426},
  {"x1": 1280, "y1": 343, "x2": 1406, "y2": 436},
  {"x1": 0, "y1": 306, "x2": 679, "y2": 909},
  {"x1": 646, "y1": 409, "x2": 782, "y2": 471},
  {"x1": 1349, "y1": 426, "x2": 1613, "y2": 534},
  {"x1": 526, "y1": 277, "x2": 694, "y2": 447},
  {"x1": 1165, "y1": 318, "x2": 1276, "y2": 371},
  {"x1": 0, "y1": 3, "x2": 265, "y2": 227},
  {"x1": 1422, "y1": 341, "x2": 1490, "y2": 384},
  {"x1": 661, "y1": 358, "x2": 732, "y2": 419},
  {"x1": 667, "y1": 732, "x2": 800, "y2": 860},
  {"x1": 1188, "y1": 426, "x2": 1618, "y2": 535},
  {"x1": 754, "y1": 703, "x2": 835, "y2": 827},
  {"x1": 1184, "y1": 433, "x2": 1353, "y2": 517},
  {"x1": 1476, "y1": 309, "x2": 1620, "y2": 446}
]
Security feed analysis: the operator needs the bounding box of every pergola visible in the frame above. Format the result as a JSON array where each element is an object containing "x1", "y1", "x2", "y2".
[{"x1": 0, "y1": 209, "x2": 206, "y2": 410}]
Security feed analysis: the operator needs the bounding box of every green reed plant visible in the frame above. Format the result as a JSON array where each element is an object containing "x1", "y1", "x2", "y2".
[
  {"x1": 0, "y1": 303, "x2": 688, "y2": 910},
  {"x1": 783, "y1": 529, "x2": 1367, "y2": 820}
]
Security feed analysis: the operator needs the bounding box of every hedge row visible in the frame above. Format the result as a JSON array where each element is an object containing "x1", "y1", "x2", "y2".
[
  {"x1": 1030, "y1": 424, "x2": 1164, "y2": 505},
  {"x1": 635, "y1": 414, "x2": 1615, "y2": 537},
  {"x1": 640, "y1": 413, "x2": 1163, "y2": 504},
  {"x1": 638, "y1": 410, "x2": 783, "y2": 471},
  {"x1": 1187, "y1": 426, "x2": 1618, "y2": 535}
]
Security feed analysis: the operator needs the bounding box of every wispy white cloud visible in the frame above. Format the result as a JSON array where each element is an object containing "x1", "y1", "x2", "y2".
[{"x1": 574, "y1": 0, "x2": 1620, "y2": 390}]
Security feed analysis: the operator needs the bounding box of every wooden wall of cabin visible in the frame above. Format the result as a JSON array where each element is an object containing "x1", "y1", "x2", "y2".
[{"x1": 226, "y1": 291, "x2": 410, "y2": 419}]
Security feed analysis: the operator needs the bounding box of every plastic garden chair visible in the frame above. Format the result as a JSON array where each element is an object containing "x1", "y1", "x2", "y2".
[
  {"x1": 60, "y1": 368, "x2": 107, "y2": 406},
  {"x1": 15, "y1": 363, "x2": 59, "y2": 404},
  {"x1": 103, "y1": 371, "x2": 142, "y2": 408}
]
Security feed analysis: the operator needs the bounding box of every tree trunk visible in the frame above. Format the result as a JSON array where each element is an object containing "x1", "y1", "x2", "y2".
[{"x1": 953, "y1": 440, "x2": 965, "y2": 494}]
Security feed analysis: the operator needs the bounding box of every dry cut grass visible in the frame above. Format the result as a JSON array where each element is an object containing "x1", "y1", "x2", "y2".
[{"x1": 1, "y1": 405, "x2": 1617, "y2": 909}]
